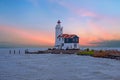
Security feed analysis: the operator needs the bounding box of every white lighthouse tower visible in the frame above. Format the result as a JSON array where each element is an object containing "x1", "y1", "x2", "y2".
[
  {"x1": 55, "y1": 20, "x2": 63, "y2": 48},
  {"x1": 54, "y1": 20, "x2": 80, "y2": 50}
]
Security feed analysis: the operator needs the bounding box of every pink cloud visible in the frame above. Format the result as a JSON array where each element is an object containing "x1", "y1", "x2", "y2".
[
  {"x1": 51, "y1": 0, "x2": 120, "y2": 24},
  {"x1": 73, "y1": 8, "x2": 97, "y2": 18},
  {"x1": 88, "y1": 21, "x2": 113, "y2": 39},
  {"x1": 75, "y1": 20, "x2": 120, "y2": 46},
  {"x1": 0, "y1": 25, "x2": 54, "y2": 46},
  {"x1": 49, "y1": 0, "x2": 98, "y2": 18}
]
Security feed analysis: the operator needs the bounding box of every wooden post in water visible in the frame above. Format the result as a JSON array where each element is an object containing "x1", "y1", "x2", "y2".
[
  {"x1": 9, "y1": 50, "x2": 11, "y2": 54},
  {"x1": 14, "y1": 50, "x2": 15, "y2": 54},
  {"x1": 19, "y1": 50, "x2": 20, "y2": 54},
  {"x1": 25, "y1": 49, "x2": 28, "y2": 54}
]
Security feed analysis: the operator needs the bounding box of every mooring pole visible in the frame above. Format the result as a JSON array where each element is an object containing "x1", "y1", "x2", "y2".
[
  {"x1": 25, "y1": 49, "x2": 28, "y2": 54},
  {"x1": 19, "y1": 50, "x2": 20, "y2": 54},
  {"x1": 14, "y1": 50, "x2": 15, "y2": 54},
  {"x1": 9, "y1": 50, "x2": 11, "y2": 54}
]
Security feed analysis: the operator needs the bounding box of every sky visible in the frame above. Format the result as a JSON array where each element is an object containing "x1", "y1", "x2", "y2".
[{"x1": 0, "y1": 0, "x2": 120, "y2": 47}]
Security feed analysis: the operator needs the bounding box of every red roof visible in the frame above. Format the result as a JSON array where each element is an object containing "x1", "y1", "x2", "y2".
[{"x1": 58, "y1": 34, "x2": 77, "y2": 38}]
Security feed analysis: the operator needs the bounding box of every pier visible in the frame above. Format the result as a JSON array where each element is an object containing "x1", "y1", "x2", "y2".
[{"x1": 9, "y1": 50, "x2": 21, "y2": 54}]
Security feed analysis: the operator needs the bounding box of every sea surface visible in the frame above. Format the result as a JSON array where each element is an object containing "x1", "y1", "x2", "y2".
[{"x1": 0, "y1": 48, "x2": 120, "y2": 80}]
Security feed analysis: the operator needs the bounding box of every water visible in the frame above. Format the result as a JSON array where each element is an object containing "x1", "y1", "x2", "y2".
[{"x1": 0, "y1": 48, "x2": 120, "y2": 80}]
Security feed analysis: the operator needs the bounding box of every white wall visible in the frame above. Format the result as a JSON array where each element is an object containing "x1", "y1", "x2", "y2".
[
  {"x1": 62, "y1": 43, "x2": 80, "y2": 50},
  {"x1": 55, "y1": 24, "x2": 63, "y2": 47}
]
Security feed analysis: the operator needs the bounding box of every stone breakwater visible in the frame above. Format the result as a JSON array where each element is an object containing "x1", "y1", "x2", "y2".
[
  {"x1": 93, "y1": 50, "x2": 120, "y2": 60},
  {"x1": 25, "y1": 49, "x2": 80, "y2": 54},
  {"x1": 25, "y1": 49, "x2": 120, "y2": 60}
]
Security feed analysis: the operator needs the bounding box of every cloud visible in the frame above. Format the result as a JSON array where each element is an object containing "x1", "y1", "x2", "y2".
[
  {"x1": 50, "y1": 0, "x2": 120, "y2": 24},
  {"x1": 0, "y1": 25, "x2": 54, "y2": 47},
  {"x1": 88, "y1": 21, "x2": 114, "y2": 40},
  {"x1": 77, "y1": 20, "x2": 120, "y2": 47},
  {"x1": 49, "y1": 0, "x2": 98, "y2": 18},
  {"x1": 77, "y1": 9, "x2": 96, "y2": 17},
  {"x1": 89, "y1": 40, "x2": 120, "y2": 47},
  {"x1": 27, "y1": 0, "x2": 39, "y2": 7}
]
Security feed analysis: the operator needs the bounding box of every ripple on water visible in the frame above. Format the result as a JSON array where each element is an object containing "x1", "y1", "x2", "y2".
[{"x1": 0, "y1": 53, "x2": 120, "y2": 80}]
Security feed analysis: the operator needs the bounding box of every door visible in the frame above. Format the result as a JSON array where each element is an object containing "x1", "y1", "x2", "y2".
[{"x1": 74, "y1": 43, "x2": 77, "y2": 49}]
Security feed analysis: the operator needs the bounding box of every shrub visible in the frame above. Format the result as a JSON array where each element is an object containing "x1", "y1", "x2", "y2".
[
  {"x1": 48, "y1": 48, "x2": 51, "y2": 50},
  {"x1": 86, "y1": 48, "x2": 90, "y2": 51},
  {"x1": 91, "y1": 49, "x2": 94, "y2": 52},
  {"x1": 77, "y1": 52, "x2": 81, "y2": 55},
  {"x1": 99, "y1": 50, "x2": 103, "y2": 53},
  {"x1": 77, "y1": 50, "x2": 94, "y2": 56}
]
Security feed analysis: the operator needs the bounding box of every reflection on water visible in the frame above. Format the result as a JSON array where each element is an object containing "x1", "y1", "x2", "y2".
[{"x1": 0, "y1": 48, "x2": 120, "y2": 80}]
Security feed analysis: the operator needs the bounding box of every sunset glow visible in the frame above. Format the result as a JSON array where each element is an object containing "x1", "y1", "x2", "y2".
[{"x1": 0, "y1": 0, "x2": 120, "y2": 47}]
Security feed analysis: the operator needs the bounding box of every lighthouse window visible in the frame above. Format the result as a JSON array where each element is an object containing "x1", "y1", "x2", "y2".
[
  {"x1": 74, "y1": 43, "x2": 77, "y2": 48},
  {"x1": 66, "y1": 39, "x2": 69, "y2": 42},
  {"x1": 59, "y1": 38, "x2": 60, "y2": 41},
  {"x1": 73, "y1": 39, "x2": 75, "y2": 42},
  {"x1": 62, "y1": 43, "x2": 64, "y2": 46},
  {"x1": 61, "y1": 28, "x2": 62, "y2": 31}
]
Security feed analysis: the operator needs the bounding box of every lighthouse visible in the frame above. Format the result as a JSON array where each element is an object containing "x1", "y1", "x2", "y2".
[
  {"x1": 55, "y1": 20, "x2": 63, "y2": 48},
  {"x1": 54, "y1": 20, "x2": 80, "y2": 50}
]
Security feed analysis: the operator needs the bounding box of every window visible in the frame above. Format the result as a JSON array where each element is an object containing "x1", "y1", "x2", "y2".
[
  {"x1": 61, "y1": 28, "x2": 62, "y2": 31},
  {"x1": 76, "y1": 38, "x2": 78, "y2": 42},
  {"x1": 74, "y1": 43, "x2": 77, "y2": 48},
  {"x1": 66, "y1": 39, "x2": 68, "y2": 42},
  {"x1": 62, "y1": 43, "x2": 64, "y2": 46},
  {"x1": 59, "y1": 38, "x2": 60, "y2": 41},
  {"x1": 71, "y1": 45, "x2": 72, "y2": 49},
  {"x1": 73, "y1": 39, "x2": 75, "y2": 42}
]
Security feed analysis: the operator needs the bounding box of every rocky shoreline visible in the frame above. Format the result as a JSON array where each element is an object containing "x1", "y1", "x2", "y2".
[
  {"x1": 25, "y1": 49, "x2": 80, "y2": 54},
  {"x1": 25, "y1": 49, "x2": 120, "y2": 60},
  {"x1": 93, "y1": 50, "x2": 120, "y2": 60}
]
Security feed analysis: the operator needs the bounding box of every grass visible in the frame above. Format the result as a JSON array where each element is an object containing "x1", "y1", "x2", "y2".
[
  {"x1": 77, "y1": 50, "x2": 94, "y2": 56},
  {"x1": 77, "y1": 49, "x2": 109, "y2": 58},
  {"x1": 77, "y1": 49, "x2": 120, "y2": 60}
]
